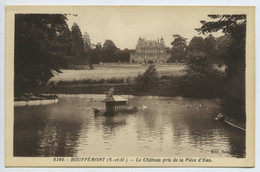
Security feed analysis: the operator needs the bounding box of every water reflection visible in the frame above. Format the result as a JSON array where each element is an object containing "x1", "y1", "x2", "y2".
[
  {"x1": 14, "y1": 106, "x2": 49, "y2": 156},
  {"x1": 102, "y1": 115, "x2": 127, "y2": 128},
  {"x1": 37, "y1": 121, "x2": 82, "y2": 156},
  {"x1": 14, "y1": 95, "x2": 245, "y2": 158}
]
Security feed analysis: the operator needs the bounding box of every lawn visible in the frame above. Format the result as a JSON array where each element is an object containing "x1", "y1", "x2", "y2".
[{"x1": 49, "y1": 64, "x2": 186, "y2": 83}]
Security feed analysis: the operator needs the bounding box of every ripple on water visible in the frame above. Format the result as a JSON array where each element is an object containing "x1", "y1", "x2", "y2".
[{"x1": 14, "y1": 95, "x2": 245, "y2": 158}]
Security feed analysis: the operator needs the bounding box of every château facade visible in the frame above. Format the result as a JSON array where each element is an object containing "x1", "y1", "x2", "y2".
[{"x1": 130, "y1": 37, "x2": 171, "y2": 63}]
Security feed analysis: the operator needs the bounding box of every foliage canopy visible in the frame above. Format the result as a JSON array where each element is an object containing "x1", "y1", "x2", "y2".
[
  {"x1": 197, "y1": 15, "x2": 246, "y2": 122},
  {"x1": 15, "y1": 14, "x2": 72, "y2": 95}
]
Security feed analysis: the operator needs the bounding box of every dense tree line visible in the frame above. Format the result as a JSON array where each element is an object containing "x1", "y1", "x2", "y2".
[
  {"x1": 197, "y1": 15, "x2": 246, "y2": 123},
  {"x1": 87, "y1": 40, "x2": 132, "y2": 64},
  {"x1": 168, "y1": 33, "x2": 228, "y2": 64},
  {"x1": 70, "y1": 26, "x2": 132, "y2": 65},
  {"x1": 167, "y1": 15, "x2": 246, "y2": 123},
  {"x1": 70, "y1": 23, "x2": 85, "y2": 64},
  {"x1": 15, "y1": 14, "x2": 72, "y2": 95},
  {"x1": 14, "y1": 14, "x2": 131, "y2": 95}
]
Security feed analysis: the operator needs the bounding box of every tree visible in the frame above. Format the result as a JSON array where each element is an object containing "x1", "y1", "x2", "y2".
[
  {"x1": 196, "y1": 15, "x2": 246, "y2": 75},
  {"x1": 15, "y1": 14, "x2": 72, "y2": 95},
  {"x1": 88, "y1": 41, "x2": 130, "y2": 64},
  {"x1": 196, "y1": 15, "x2": 246, "y2": 122},
  {"x1": 215, "y1": 35, "x2": 231, "y2": 61},
  {"x1": 102, "y1": 40, "x2": 118, "y2": 62},
  {"x1": 95, "y1": 42, "x2": 102, "y2": 51},
  {"x1": 179, "y1": 51, "x2": 225, "y2": 98},
  {"x1": 84, "y1": 39, "x2": 131, "y2": 64},
  {"x1": 82, "y1": 32, "x2": 91, "y2": 51},
  {"x1": 135, "y1": 64, "x2": 159, "y2": 93},
  {"x1": 166, "y1": 47, "x2": 171, "y2": 53},
  {"x1": 186, "y1": 36, "x2": 205, "y2": 53},
  {"x1": 115, "y1": 49, "x2": 130, "y2": 62},
  {"x1": 168, "y1": 34, "x2": 187, "y2": 63},
  {"x1": 103, "y1": 40, "x2": 117, "y2": 51},
  {"x1": 71, "y1": 23, "x2": 85, "y2": 64},
  {"x1": 204, "y1": 34, "x2": 217, "y2": 59},
  {"x1": 186, "y1": 51, "x2": 211, "y2": 74},
  {"x1": 182, "y1": 51, "x2": 211, "y2": 97}
]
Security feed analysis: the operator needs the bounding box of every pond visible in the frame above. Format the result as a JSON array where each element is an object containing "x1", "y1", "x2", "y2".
[{"x1": 14, "y1": 94, "x2": 245, "y2": 158}]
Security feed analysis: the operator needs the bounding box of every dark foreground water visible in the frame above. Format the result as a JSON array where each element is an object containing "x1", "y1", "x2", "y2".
[{"x1": 14, "y1": 94, "x2": 245, "y2": 157}]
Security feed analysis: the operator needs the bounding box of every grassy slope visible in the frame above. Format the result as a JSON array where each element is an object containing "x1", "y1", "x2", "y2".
[{"x1": 49, "y1": 64, "x2": 185, "y2": 83}]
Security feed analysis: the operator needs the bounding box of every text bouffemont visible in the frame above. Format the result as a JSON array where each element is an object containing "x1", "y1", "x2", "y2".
[{"x1": 71, "y1": 157, "x2": 106, "y2": 162}]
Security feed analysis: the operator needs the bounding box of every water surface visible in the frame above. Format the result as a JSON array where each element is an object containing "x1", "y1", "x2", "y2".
[{"x1": 14, "y1": 94, "x2": 245, "y2": 157}]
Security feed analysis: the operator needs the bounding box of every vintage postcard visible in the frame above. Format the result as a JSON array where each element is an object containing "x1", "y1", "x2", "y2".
[{"x1": 5, "y1": 6, "x2": 255, "y2": 167}]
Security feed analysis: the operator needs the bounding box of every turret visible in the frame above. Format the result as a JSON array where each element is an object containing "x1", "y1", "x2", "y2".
[
  {"x1": 137, "y1": 37, "x2": 143, "y2": 45},
  {"x1": 160, "y1": 37, "x2": 165, "y2": 45}
]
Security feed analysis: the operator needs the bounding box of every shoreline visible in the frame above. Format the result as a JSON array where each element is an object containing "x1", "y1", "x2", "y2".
[
  {"x1": 31, "y1": 81, "x2": 223, "y2": 99},
  {"x1": 14, "y1": 98, "x2": 59, "y2": 106},
  {"x1": 14, "y1": 94, "x2": 59, "y2": 106}
]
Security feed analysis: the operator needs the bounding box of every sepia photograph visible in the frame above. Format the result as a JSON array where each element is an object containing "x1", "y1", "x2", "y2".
[{"x1": 5, "y1": 6, "x2": 255, "y2": 167}]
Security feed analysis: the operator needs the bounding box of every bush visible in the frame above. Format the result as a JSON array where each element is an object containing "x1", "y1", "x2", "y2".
[
  {"x1": 177, "y1": 51, "x2": 226, "y2": 98},
  {"x1": 107, "y1": 77, "x2": 125, "y2": 84},
  {"x1": 135, "y1": 64, "x2": 159, "y2": 93},
  {"x1": 160, "y1": 75, "x2": 173, "y2": 80}
]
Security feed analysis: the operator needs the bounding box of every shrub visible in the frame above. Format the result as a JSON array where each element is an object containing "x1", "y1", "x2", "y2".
[
  {"x1": 177, "y1": 51, "x2": 226, "y2": 98},
  {"x1": 135, "y1": 64, "x2": 159, "y2": 93}
]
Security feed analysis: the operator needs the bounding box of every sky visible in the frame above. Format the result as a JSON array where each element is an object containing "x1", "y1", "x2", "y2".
[{"x1": 66, "y1": 6, "x2": 224, "y2": 49}]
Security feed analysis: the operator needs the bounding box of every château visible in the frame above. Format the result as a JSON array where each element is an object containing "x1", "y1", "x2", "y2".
[{"x1": 130, "y1": 37, "x2": 171, "y2": 63}]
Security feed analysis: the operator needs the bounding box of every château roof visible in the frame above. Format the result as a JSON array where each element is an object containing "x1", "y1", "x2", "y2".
[
  {"x1": 136, "y1": 37, "x2": 165, "y2": 48},
  {"x1": 102, "y1": 95, "x2": 128, "y2": 102}
]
